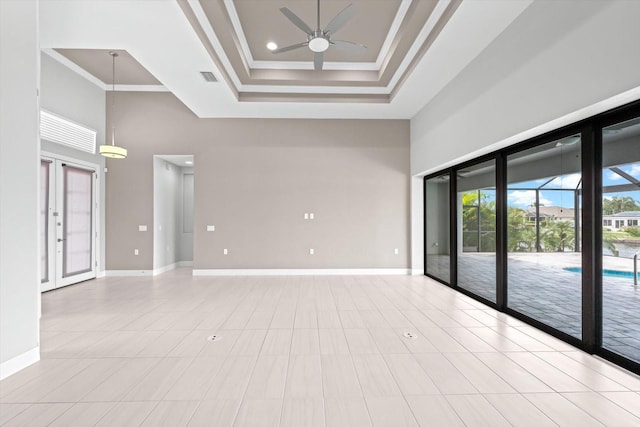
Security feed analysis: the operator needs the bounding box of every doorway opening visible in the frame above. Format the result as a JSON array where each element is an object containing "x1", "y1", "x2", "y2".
[{"x1": 153, "y1": 155, "x2": 194, "y2": 274}]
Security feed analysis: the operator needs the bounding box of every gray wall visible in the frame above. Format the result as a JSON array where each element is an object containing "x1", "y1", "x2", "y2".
[
  {"x1": 105, "y1": 92, "x2": 410, "y2": 270},
  {"x1": 0, "y1": 1, "x2": 40, "y2": 371},
  {"x1": 411, "y1": 0, "x2": 640, "y2": 176},
  {"x1": 40, "y1": 52, "x2": 106, "y2": 275}
]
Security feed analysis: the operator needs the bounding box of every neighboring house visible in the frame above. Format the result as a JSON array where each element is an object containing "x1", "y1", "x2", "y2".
[
  {"x1": 603, "y1": 211, "x2": 640, "y2": 230},
  {"x1": 526, "y1": 206, "x2": 577, "y2": 223}
]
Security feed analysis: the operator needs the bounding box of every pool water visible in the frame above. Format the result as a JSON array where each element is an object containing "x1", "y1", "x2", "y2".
[{"x1": 563, "y1": 266, "x2": 640, "y2": 279}]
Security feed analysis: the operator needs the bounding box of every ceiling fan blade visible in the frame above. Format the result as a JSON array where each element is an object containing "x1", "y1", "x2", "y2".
[
  {"x1": 324, "y1": 4, "x2": 355, "y2": 35},
  {"x1": 331, "y1": 40, "x2": 367, "y2": 53},
  {"x1": 279, "y1": 7, "x2": 313, "y2": 35},
  {"x1": 271, "y1": 42, "x2": 308, "y2": 54},
  {"x1": 314, "y1": 52, "x2": 324, "y2": 71}
]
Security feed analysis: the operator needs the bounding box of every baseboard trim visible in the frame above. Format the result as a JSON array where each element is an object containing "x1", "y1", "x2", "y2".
[
  {"x1": 105, "y1": 270, "x2": 153, "y2": 277},
  {"x1": 153, "y1": 263, "x2": 176, "y2": 276},
  {"x1": 177, "y1": 261, "x2": 193, "y2": 267},
  {"x1": 96, "y1": 270, "x2": 106, "y2": 279},
  {"x1": 411, "y1": 269, "x2": 424, "y2": 276},
  {"x1": 192, "y1": 268, "x2": 410, "y2": 276},
  {"x1": 0, "y1": 346, "x2": 40, "y2": 381}
]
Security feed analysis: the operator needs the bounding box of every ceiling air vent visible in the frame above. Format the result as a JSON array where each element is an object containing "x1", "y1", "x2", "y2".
[
  {"x1": 40, "y1": 110, "x2": 96, "y2": 154},
  {"x1": 200, "y1": 71, "x2": 217, "y2": 82}
]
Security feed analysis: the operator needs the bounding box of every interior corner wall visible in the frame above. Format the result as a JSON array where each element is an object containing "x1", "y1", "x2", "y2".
[
  {"x1": 40, "y1": 52, "x2": 107, "y2": 275},
  {"x1": 0, "y1": 0, "x2": 40, "y2": 377},
  {"x1": 179, "y1": 168, "x2": 194, "y2": 263},
  {"x1": 153, "y1": 157, "x2": 181, "y2": 270},
  {"x1": 410, "y1": 0, "x2": 640, "y2": 176},
  {"x1": 105, "y1": 92, "x2": 410, "y2": 271}
]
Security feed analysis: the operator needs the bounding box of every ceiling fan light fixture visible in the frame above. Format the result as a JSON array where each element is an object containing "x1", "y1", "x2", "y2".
[{"x1": 308, "y1": 37, "x2": 329, "y2": 53}]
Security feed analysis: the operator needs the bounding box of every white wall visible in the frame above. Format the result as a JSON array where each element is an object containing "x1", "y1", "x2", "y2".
[
  {"x1": 40, "y1": 52, "x2": 106, "y2": 274},
  {"x1": 0, "y1": 1, "x2": 41, "y2": 378},
  {"x1": 411, "y1": 0, "x2": 640, "y2": 176},
  {"x1": 179, "y1": 170, "x2": 194, "y2": 263},
  {"x1": 153, "y1": 157, "x2": 181, "y2": 270}
]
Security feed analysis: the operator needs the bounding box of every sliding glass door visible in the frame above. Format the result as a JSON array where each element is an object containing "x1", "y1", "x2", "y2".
[
  {"x1": 425, "y1": 173, "x2": 451, "y2": 284},
  {"x1": 601, "y1": 115, "x2": 640, "y2": 363},
  {"x1": 456, "y1": 160, "x2": 497, "y2": 302},
  {"x1": 506, "y1": 135, "x2": 583, "y2": 339}
]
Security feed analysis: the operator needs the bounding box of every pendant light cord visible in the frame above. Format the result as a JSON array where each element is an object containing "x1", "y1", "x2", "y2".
[{"x1": 110, "y1": 52, "x2": 117, "y2": 147}]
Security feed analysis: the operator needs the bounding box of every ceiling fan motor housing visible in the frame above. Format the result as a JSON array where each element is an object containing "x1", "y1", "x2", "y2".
[{"x1": 308, "y1": 31, "x2": 330, "y2": 52}]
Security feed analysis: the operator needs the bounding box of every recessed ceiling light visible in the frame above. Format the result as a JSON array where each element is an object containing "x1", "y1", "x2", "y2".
[
  {"x1": 185, "y1": 160, "x2": 193, "y2": 165},
  {"x1": 266, "y1": 42, "x2": 278, "y2": 51}
]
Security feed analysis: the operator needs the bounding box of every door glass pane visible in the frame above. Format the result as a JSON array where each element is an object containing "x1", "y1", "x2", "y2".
[
  {"x1": 41, "y1": 161, "x2": 50, "y2": 283},
  {"x1": 507, "y1": 134, "x2": 582, "y2": 339},
  {"x1": 426, "y1": 174, "x2": 451, "y2": 283},
  {"x1": 63, "y1": 165, "x2": 93, "y2": 277},
  {"x1": 457, "y1": 160, "x2": 496, "y2": 301},
  {"x1": 602, "y1": 116, "x2": 640, "y2": 362}
]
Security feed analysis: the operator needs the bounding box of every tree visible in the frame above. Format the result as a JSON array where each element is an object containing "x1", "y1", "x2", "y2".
[{"x1": 602, "y1": 196, "x2": 640, "y2": 215}]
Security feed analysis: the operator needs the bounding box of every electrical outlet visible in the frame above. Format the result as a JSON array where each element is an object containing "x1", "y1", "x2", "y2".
[
  {"x1": 134, "y1": 249, "x2": 139, "y2": 255},
  {"x1": 223, "y1": 248, "x2": 228, "y2": 255},
  {"x1": 207, "y1": 225, "x2": 215, "y2": 231},
  {"x1": 138, "y1": 225, "x2": 147, "y2": 232},
  {"x1": 309, "y1": 213, "x2": 314, "y2": 220},
  {"x1": 309, "y1": 248, "x2": 314, "y2": 255},
  {"x1": 304, "y1": 213, "x2": 309, "y2": 220},
  {"x1": 394, "y1": 248, "x2": 399, "y2": 255}
]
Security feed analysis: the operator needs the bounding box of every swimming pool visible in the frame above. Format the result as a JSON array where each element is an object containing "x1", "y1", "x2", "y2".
[{"x1": 563, "y1": 266, "x2": 640, "y2": 279}]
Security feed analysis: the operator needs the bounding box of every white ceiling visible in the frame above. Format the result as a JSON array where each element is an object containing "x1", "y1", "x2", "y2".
[{"x1": 39, "y1": 0, "x2": 534, "y2": 119}]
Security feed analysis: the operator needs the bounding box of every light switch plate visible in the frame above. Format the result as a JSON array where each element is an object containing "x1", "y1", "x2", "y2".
[
  {"x1": 138, "y1": 225, "x2": 147, "y2": 232},
  {"x1": 309, "y1": 213, "x2": 314, "y2": 220},
  {"x1": 309, "y1": 248, "x2": 314, "y2": 255},
  {"x1": 304, "y1": 213, "x2": 309, "y2": 220},
  {"x1": 207, "y1": 225, "x2": 215, "y2": 231},
  {"x1": 223, "y1": 248, "x2": 228, "y2": 255}
]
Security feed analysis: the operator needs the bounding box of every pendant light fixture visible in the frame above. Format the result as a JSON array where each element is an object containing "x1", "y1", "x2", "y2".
[{"x1": 99, "y1": 51, "x2": 127, "y2": 159}]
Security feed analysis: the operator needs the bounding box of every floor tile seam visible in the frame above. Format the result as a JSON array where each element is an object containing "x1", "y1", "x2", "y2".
[
  {"x1": 519, "y1": 391, "x2": 603, "y2": 426},
  {"x1": 231, "y1": 287, "x2": 298, "y2": 427},
  {"x1": 366, "y1": 351, "x2": 424, "y2": 426},
  {"x1": 594, "y1": 390, "x2": 640, "y2": 421},
  {"x1": 0, "y1": 402, "x2": 33, "y2": 425},
  {"x1": 527, "y1": 351, "x2": 631, "y2": 393},
  {"x1": 439, "y1": 352, "x2": 518, "y2": 395},
  {"x1": 502, "y1": 351, "x2": 595, "y2": 394}
]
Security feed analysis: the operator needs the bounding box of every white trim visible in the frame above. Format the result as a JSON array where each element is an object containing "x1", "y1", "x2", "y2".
[
  {"x1": 106, "y1": 85, "x2": 169, "y2": 92},
  {"x1": 178, "y1": 261, "x2": 194, "y2": 267},
  {"x1": 411, "y1": 269, "x2": 424, "y2": 276},
  {"x1": 240, "y1": 84, "x2": 389, "y2": 95},
  {"x1": 105, "y1": 270, "x2": 154, "y2": 277},
  {"x1": 153, "y1": 263, "x2": 176, "y2": 276},
  {"x1": 193, "y1": 268, "x2": 410, "y2": 276},
  {"x1": 249, "y1": 60, "x2": 379, "y2": 71},
  {"x1": 387, "y1": 0, "x2": 451, "y2": 91},
  {"x1": 42, "y1": 48, "x2": 106, "y2": 89},
  {"x1": 97, "y1": 270, "x2": 106, "y2": 278},
  {"x1": 0, "y1": 347, "x2": 40, "y2": 381},
  {"x1": 188, "y1": 0, "x2": 243, "y2": 91}
]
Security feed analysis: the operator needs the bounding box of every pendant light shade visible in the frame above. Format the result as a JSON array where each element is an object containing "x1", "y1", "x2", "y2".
[{"x1": 100, "y1": 51, "x2": 127, "y2": 159}]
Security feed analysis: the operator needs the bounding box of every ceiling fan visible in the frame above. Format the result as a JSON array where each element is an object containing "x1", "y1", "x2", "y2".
[{"x1": 271, "y1": 0, "x2": 367, "y2": 71}]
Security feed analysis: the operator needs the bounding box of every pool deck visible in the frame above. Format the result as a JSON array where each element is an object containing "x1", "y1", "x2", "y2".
[{"x1": 428, "y1": 252, "x2": 640, "y2": 362}]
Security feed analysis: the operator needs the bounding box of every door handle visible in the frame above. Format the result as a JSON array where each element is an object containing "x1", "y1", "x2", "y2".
[{"x1": 57, "y1": 238, "x2": 66, "y2": 242}]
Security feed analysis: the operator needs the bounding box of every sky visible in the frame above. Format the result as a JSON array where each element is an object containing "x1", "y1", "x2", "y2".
[{"x1": 502, "y1": 162, "x2": 640, "y2": 209}]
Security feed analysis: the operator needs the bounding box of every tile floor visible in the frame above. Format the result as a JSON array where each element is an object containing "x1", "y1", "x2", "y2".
[
  {"x1": 430, "y1": 252, "x2": 640, "y2": 362},
  {"x1": 2, "y1": 269, "x2": 640, "y2": 426}
]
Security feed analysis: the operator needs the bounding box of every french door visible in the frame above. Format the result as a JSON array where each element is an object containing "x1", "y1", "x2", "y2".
[{"x1": 41, "y1": 156, "x2": 97, "y2": 291}]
